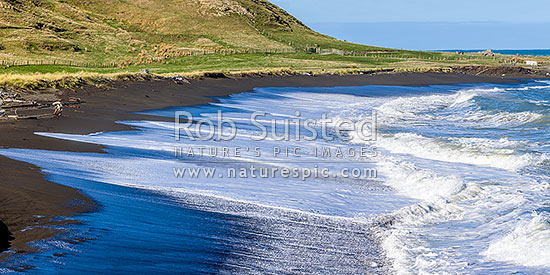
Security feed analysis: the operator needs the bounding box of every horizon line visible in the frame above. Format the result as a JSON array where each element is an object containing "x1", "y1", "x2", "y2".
[{"x1": 309, "y1": 21, "x2": 550, "y2": 25}]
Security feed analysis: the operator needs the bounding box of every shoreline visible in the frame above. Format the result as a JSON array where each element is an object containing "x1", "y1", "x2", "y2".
[{"x1": 0, "y1": 72, "x2": 526, "y2": 262}]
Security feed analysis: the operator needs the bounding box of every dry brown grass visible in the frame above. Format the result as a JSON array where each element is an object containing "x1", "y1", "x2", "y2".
[
  {"x1": 0, "y1": 72, "x2": 135, "y2": 89},
  {"x1": 0, "y1": 66, "x2": 453, "y2": 90},
  {"x1": 0, "y1": 0, "x2": 305, "y2": 65}
]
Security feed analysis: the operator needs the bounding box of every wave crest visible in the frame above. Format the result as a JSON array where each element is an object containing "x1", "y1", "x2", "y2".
[{"x1": 484, "y1": 213, "x2": 550, "y2": 267}]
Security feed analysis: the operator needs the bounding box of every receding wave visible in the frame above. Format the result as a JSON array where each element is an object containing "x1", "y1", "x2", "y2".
[
  {"x1": 373, "y1": 87, "x2": 546, "y2": 129},
  {"x1": 2, "y1": 81, "x2": 550, "y2": 273},
  {"x1": 484, "y1": 213, "x2": 550, "y2": 267},
  {"x1": 374, "y1": 132, "x2": 538, "y2": 171}
]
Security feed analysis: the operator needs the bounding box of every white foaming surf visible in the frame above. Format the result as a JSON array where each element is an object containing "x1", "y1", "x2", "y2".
[
  {"x1": 374, "y1": 133, "x2": 538, "y2": 171},
  {"x1": 2, "y1": 81, "x2": 550, "y2": 273},
  {"x1": 484, "y1": 213, "x2": 550, "y2": 267}
]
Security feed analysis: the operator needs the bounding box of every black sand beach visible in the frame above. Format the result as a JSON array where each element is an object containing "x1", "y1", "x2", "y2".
[{"x1": 0, "y1": 72, "x2": 520, "y2": 259}]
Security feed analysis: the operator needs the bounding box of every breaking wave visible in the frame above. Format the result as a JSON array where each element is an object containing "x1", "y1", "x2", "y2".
[
  {"x1": 2, "y1": 81, "x2": 550, "y2": 273},
  {"x1": 484, "y1": 213, "x2": 550, "y2": 267}
]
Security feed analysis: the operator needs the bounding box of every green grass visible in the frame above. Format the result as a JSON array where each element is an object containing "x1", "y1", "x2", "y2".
[
  {"x1": 0, "y1": 51, "x2": 526, "y2": 76},
  {"x1": 1, "y1": 50, "x2": 547, "y2": 90},
  {"x1": 0, "y1": 52, "x2": 426, "y2": 75},
  {"x1": 1, "y1": 0, "x2": 547, "y2": 89},
  {"x1": 0, "y1": 0, "x2": 408, "y2": 65},
  {"x1": 1, "y1": 53, "x2": 357, "y2": 75}
]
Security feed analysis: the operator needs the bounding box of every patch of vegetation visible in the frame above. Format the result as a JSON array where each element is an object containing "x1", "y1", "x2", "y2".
[
  {"x1": 0, "y1": 0, "x2": 404, "y2": 64},
  {"x1": 1, "y1": 0, "x2": 547, "y2": 90}
]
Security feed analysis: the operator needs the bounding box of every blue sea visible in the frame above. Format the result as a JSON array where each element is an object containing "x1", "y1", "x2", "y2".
[
  {"x1": 439, "y1": 49, "x2": 550, "y2": 56},
  {"x1": 1, "y1": 80, "x2": 550, "y2": 273}
]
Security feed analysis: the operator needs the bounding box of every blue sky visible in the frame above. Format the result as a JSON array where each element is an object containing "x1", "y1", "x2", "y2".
[
  {"x1": 270, "y1": 0, "x2": 550, "y2": 23},
  {"x1": 270, "y1": 0, "x2": 550, "y2": 50}
]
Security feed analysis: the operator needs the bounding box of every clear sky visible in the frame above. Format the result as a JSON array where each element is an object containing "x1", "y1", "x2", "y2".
[
  {"x1": 270, "y1": 0, "x2": 550, "y2": 50},
  {"x1": 270, "y1": 0, "x2": 550, "y2": 23}
]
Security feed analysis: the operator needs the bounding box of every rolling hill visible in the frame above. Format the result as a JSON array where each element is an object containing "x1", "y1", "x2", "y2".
[
  {"x1": 0, "y1": 0, "x2": 386, "y2": 63},
  {"x1": 1, "y1": 0, "x2": 547, "y2": 89}
]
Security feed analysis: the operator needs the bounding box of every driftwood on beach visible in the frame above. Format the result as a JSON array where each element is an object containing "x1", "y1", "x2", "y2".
[{"x1": 0, "y1": 93, "x2": 77, "y2": 120}]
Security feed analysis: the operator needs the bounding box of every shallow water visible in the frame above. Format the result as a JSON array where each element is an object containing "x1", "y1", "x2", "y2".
[{"x1": 1, "y1": 80, "x2": 550, "y2": 274}]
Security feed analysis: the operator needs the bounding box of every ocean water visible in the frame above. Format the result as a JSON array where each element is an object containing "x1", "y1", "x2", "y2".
[
  {"x1": 439, "y1": 49, "x2": 550, "y2": 56},
  {"x1": 1, "y1": 80, "x2": 550, "y2": 274}
]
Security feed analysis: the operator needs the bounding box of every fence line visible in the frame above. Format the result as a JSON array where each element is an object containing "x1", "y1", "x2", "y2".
[
  {"x1": 1, "y1": 47, "x2": 505, "y2": 69},
  {"x1": 0, "y1": 59, "x2": 121, "y2": 68},
  {"x1": 0, "y1": 47, "x2": 298, "y2": 68},
  {"x1": 312, "y1": 48, "x2": 508, "y2": 62}
]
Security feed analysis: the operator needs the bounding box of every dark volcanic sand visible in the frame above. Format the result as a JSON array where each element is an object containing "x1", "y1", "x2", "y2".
[{"x1": 0, "y1": 72, "x2": 520, "y2": 258}]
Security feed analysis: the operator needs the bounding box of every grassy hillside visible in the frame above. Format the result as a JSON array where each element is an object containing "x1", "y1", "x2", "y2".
[
  {"x1": 0, "y1": 0, "x2": 548, "y2": 89},
  {"x1": 0, "y1": 0, "x2": 387, "y2": 64}
]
